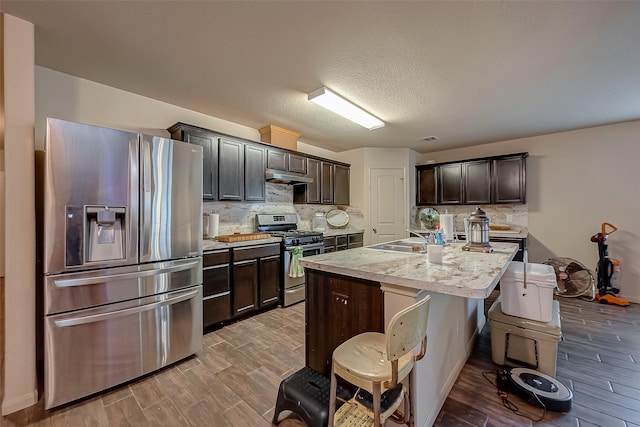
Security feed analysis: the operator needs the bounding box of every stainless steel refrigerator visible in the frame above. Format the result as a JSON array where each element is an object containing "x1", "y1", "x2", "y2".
[{"x1": 42, "y1": 118, "x2": 203, "y2": 409}]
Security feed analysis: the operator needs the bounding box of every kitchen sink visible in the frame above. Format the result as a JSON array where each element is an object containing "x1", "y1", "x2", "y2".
[{"x1": 369, "y1": 240, "x2": 427, "y2": 254}]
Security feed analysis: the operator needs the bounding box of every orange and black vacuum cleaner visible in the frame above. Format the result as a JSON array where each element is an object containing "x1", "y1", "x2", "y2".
[{"x1": 590, "y1": 222, "x2": 630, "y2": 306}]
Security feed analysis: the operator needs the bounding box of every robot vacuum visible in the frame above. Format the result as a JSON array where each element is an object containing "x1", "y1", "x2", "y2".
[{"x1": 505, "y1": 368, "x2": 573, "y2": 412}]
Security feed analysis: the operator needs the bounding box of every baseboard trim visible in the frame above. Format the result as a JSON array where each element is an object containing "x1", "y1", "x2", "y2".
[{"x1": 2, "y1": 389, "x2": 38, "y2": 415}]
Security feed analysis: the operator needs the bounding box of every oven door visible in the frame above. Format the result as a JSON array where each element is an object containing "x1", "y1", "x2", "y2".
[{"x1": 282, "y1": 242, "x2": 324, "y2": 306}]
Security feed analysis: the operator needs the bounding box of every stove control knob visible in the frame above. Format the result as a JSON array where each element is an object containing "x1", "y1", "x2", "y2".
[{"x1": 292, "y1": 238, "x2": 299, "y2": 246}]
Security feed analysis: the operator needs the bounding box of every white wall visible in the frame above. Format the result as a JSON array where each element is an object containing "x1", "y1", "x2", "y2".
[
  {"x1": 36, "y1": 67, "x2": 332, "y2": 164},
  {"x1": 297, "y1": 141, "x2": 340, "y2": 161},
  {"x1": 420, "y1": 122, "x2": 640, "y2": 303},
  {"x1": 2, "y1": 13, "x2": 38, "y2": 415},
  {"x1": 34, "y1": 67, "x2": 262, "y2": 150},
  {"x1": 335, "y1": 147, "x2": 417, "y2": 246}
]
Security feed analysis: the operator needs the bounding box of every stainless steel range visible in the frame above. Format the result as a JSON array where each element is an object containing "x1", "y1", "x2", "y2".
[{"x1": 256, "y1": 214, "x2": 324, "y2": 306}]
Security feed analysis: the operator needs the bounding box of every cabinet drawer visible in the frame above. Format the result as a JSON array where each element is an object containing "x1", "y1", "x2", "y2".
[
  {"x1": 203, "y1": 264, "x2": 230, "y2": 296},
  {"x1": 233, "y1": 244, "x2": 280, "y2": 261},
  {"x1": 203, "y1": 250, "x2": 230, "y2": 266},
  {"x1": 324, "y1": 236, "x2": 336, "y2": 247},
  {"x1": 348, "y1": 234, "x2": 363, "y2": 245},
  {"x1": 45, "y1": 286, "x2": 202, "y2": 408},
  {"x1": 203, "y1": 292, "x2": 231, "y2": 327}
]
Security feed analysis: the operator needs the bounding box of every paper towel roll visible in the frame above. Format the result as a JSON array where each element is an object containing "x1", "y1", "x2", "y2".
[
  {"x1": 440, "y1": 214, "x2": 454, "y2": 242},
  {"x1": 208, "y1": 213, "x2": 219, "y2": 238}
]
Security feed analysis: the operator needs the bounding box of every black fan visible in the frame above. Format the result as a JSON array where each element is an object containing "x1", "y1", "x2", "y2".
[{"x1": 544, "y1": 257, "x2": 595, "y2": 299}]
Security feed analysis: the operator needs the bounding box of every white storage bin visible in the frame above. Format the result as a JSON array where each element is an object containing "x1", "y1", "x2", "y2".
[{"x1": 500, "y1": 261, "x2": 557, "y2": 322}]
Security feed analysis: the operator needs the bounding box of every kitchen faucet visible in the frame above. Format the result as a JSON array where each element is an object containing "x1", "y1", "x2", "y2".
[{"x1": 406, "y1": 229, "x2": 435, "y2": 245}]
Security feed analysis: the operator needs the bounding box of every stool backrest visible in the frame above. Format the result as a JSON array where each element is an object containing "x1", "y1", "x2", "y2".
[{"x1": 386, "y1": 295, "x2": 431, "y2": 361}]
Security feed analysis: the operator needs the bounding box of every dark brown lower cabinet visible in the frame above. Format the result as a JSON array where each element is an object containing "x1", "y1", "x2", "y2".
[
  {"x1": 202, "y1": 250, "x2": 231, "y2": 329},
  {"x1": 232, "y1": 259, "x2": 258, "y2": 316},
  {"x1": 490, "y1": 236, "x2": 527, "y2": 262},
  {"x1": 323, "y1": 232, "x2": 364, "y2": 253},
  {"x1": 259, "y1": 255, "x2": 280, "y2": 307},
  {"x1": 232, "y1": 244, "x2": 281, "y2": 317},
  {"x1": 305, "y1": 269, "x2": 384, "y2": 376}
]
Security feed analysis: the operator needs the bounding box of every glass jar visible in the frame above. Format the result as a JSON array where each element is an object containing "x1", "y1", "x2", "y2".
[{"x1": 312, "y1": 212, "x2": 327, "y2": 232}]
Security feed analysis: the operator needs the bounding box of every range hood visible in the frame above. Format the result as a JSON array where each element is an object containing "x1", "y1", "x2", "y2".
[{"x1": 265, "y1": 169, "x2": 313, "y2": 185}]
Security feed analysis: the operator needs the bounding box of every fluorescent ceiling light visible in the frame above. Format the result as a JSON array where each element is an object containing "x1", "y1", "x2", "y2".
[{"x1": 308, "y1": 87, "x2": 384, "y2": 130}]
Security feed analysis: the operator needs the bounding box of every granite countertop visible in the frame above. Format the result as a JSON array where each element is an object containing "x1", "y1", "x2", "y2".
[
  {"x1": 410, "y1": 227, "x2": 528, "y2": 239},
  {"x1": 299, "y1": 238, "x2": 519, "y2": 299},
  {"x1": 486, "y1": 227, "x2": 528, "y2": 239},
  {"x1": 321, "y1": 228, "x2": 365, "y2": 237},
  {"x1": 202, "y1": 236, "x2": 282, "y2": 251}
]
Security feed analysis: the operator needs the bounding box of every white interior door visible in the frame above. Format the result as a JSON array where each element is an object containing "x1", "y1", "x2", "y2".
[{"x1": 370, "y1": 168, "x2": 406, "y2": 244}]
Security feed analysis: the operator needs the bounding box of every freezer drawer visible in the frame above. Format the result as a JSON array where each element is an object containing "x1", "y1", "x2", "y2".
[
  {"x1": 44, "y1": 285, "x2": 203, "y2": 409},
  {"x1": 45, "y1": 257, "x2": 202, "y2": 315}
]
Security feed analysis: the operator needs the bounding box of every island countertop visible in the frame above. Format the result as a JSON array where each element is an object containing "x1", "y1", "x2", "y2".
[{"x1": 300, "y1": 239, "x2": 519, "y2": 299}]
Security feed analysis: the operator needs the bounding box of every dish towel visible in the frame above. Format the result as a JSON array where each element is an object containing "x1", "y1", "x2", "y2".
[{"x1": 289, "y1": 247, "x2": 305, "y2": 278}]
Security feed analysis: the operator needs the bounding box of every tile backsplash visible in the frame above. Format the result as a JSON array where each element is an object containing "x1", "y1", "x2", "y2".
[
  {"x1": 411, "y1": 204, "x2": 528, "y2": 232},
  {"x1": 204, "y1": 183, "x2": 524, "y2": 237},
  {"x1": 203, "y1": 183, "x2": 364, "y2": 236}
]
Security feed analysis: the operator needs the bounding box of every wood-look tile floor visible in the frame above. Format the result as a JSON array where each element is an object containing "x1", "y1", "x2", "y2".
[
  {"x1": 434, "y1": 294, "x2": 640, "y2": 427},
  {"x1": 3, "y1": 295, "x2": 640, "y2": 426}
]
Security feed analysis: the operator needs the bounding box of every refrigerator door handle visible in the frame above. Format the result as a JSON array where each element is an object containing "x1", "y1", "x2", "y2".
[
  {"x1": 140, "y1": 137, "x2": 152, "y2": 259},
  {"x1": 52, "y1": 259, "x2": 200, "y2": 288},
  {"x1": 53, "y1": 287, "x2": 200, "y2": 327}
]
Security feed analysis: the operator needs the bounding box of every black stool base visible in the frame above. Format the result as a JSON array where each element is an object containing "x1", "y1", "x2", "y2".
[{"x1": 273, "y1": 367, "x2": 351, "y2": 427}]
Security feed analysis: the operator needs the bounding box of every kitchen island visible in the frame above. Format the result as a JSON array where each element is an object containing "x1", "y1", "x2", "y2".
[{"x1": 300, "y1": 239, "x2": 519, "y2": 427}]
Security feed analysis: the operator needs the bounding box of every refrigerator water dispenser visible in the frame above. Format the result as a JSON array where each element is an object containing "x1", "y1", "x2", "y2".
[{"x1": 86, "y1": 206, "x2": 126, "y2": 262}]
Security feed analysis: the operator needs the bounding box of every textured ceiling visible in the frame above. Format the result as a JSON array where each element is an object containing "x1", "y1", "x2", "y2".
[{"x1": 2, "y1": 1, "x2": 640, "y2": 153}]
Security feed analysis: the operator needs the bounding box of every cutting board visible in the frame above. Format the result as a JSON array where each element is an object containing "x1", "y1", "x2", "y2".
[{"x1": 215, "y1": 232, "x2": 271, "y2": 242}]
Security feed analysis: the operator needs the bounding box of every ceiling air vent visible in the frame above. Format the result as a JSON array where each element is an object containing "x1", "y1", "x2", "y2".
[{"x1": 418, "y1": 136, "x2": 439, "y2": 143}]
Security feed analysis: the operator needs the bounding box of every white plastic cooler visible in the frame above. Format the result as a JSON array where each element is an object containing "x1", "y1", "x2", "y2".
[{"x1": 500, "y1": 261, "x2": 557, "y2": 322}]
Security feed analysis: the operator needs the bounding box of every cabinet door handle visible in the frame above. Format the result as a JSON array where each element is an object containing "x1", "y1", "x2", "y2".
[{"x1": 373, "y1": 228, "x2": 377, "y2": 233}]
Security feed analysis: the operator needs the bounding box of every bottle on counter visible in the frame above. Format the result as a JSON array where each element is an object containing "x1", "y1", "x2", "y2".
[{"x1": 435, "y1": 224, "x2": 444, "y2": 245}]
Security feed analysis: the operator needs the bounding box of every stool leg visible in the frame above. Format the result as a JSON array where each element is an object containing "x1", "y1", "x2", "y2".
[
  {"x1": 373, "y1": 382, "x2": 382, "y2": 427},
  {"x1": 272, "y1": 384, "x2": 284, "y2": 426},
  {"x1": 406, "y1": 373, "x2": 413, "y2": 427},
  {"x1": 328, "y1": 364, "x2": 337, "y2": 427}
]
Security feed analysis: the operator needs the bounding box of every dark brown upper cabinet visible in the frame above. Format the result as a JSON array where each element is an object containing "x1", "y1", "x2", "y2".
[
  {"x1": 333, "y1": 164, "x2": 350, "y2": 206},
  {"x1": 493, "y1": 155, "x2": 526, "y2": 204},
  {"x1": 266, "y1": 149, "x2": 287, "y2": 171},
  {"x1": 294, "y1": 158, "x2": 350, "y2": 205},
  {"x1": 289, "y1": 154, "x2": 307, "y2": 174},
  {"x1": 438, "y1": 163, "x2": 463, "y2": 204},
  {"x1": 321, "y1": 162, "x2": 335, "y2": 204},
  {"x1": 417, "y1": 166, "x2": 437, "y2": 205},
  {"x1": 416, "y1": 152, "x2": 527, "y2": 206},
  {"x1": 267, "y1": 148, "x2": 307, "y2": 175},
  {"x1": 169, "y1": 123, "x2": 266, "y2": 202},
  {"x1": 169, "y1": 122, "x2": 349, "y2": 205},
  {"x1": 295, "y1": 158, "x2": 321, "y2": 204},
  {"x1": 168, "y1": 123, "x2": 218, "y2": 200},
  {"x1": 244, "y1": 144, "x2": 266, "y2": 202},
  {"x1": 463, "y1": 160, "x2": 492, "y2": 205},
  {"x1": 218, "y1": 137, "x2": 244, "y2": 201}
]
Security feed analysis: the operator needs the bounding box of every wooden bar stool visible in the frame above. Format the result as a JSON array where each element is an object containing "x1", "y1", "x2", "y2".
[{"x1": 327, "y1": 295, "x2": 431, "y2": 427}]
